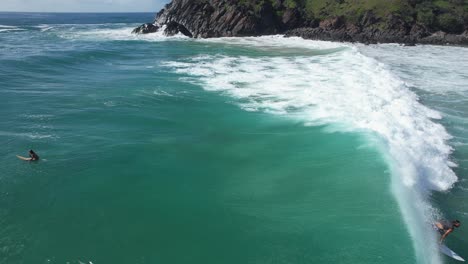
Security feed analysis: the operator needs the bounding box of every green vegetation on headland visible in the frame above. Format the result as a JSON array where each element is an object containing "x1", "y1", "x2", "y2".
[
  {"x1": 143, "y1": 0, "x2": 468, "y2": 44},
  {"x1": 238, "y1": 0, "x2": 467, "y2": 33}
]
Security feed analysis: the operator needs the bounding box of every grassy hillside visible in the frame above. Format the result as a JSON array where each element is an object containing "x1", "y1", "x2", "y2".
[{"x1": 237, "y1": 0, "x2": 468, "y2": 33}]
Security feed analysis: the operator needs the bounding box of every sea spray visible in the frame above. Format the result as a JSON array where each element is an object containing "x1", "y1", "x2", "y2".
[{"x1": 163, "y1": 36, "x2": 458, "y2": 263}]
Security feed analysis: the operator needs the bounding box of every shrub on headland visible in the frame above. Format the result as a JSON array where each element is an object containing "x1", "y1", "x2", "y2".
[{"x1": 437, "y1": 13, "x2": 465, "y2": 33}]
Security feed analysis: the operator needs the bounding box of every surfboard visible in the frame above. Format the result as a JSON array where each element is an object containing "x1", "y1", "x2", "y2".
[
  {"x1": 432, "y1": 224, "x2": 465, "y2": 261},
  {"x1": 439, "y1": 244, "x2": 465, "y2": 262},
  {"x1": 16, "y1": 155, "x2": 31, "y2": 161}
]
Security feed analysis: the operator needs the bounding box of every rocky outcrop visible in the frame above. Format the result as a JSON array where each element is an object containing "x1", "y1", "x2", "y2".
[
  {"x1": 132, "y1": 23, "x2": 159, "y2": 34},
  {"x1": 284, "y1": 14, "x2": 415, "y2": 44},
  {"x1": 164, "y1": 21, "x2": 193, "y2": 37},
  {"x1": 133, "y1": 0, "x2": 468, "y2": 45},
  {"x1": 285, "y1": 13, "x2": 468, "y2": 45},
  {"x1": 419, "y1": 31, "x2": 468, "y2": 45},
  {"x1": 153, "y1": 0, "x2": 281, "y2": 38}
]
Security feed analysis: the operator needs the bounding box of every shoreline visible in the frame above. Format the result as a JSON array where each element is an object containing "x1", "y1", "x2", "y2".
[
  {"x1": 132, "y1": 22, "x2": 468, "y2": 47},
  {"x1": 284, "y1": 27, "x2": 468, "y2": 46}
]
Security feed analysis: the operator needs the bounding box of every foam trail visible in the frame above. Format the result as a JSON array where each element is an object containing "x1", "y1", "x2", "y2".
[{"x1": 163, "y1": 36, "x2": 458, "y2": 263}]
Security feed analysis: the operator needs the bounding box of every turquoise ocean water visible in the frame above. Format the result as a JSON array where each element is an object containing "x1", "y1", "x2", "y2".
[{"x1": 0, "y1": 13, "x2": 467, "y2": 264}]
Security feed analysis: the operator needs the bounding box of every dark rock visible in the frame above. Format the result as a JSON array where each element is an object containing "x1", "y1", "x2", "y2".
[
  {"x1": 153, "y1": 0, "x2": 282, "y2": 38},
  {"x1": 345, "y1": 23, "x2": 361, "y2": 35},
  {"x1": 282, "y1": 9, "x2": 301, "y2": 29},
  {"x1": 319, "y1": 16, "x2": 345, "y2": 30},
  {"x1": 284, "y1": 27, "x2": 353, "y2": 43},
  {"x1": 360, "y1": 11, "x2": 379, "y2": 28},
  {"x1": 164, "y1": 21, "x2": 193, "y2": 37},
  {"x1": 385, "y1": 14, "x2": 409, "y2": 34},
  {"x1": 132, "y1": 23, "x2": 159, "y2": 34},
  {"x1": 410, "y1": 24, "x2": 430, "y2": 39},
  {"x1": 420, "y1": 30, "x2": 468, "y2": 45}
]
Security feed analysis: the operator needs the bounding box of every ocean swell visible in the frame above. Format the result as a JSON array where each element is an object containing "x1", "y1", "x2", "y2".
[{"x1": 163, "y1": 36, "x2": 458, "y2": 263}]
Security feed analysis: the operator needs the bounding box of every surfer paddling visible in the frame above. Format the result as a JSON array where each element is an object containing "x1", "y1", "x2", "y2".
[
  {"x1": 17, "y1": 150, "x2": 40, "y2": 162},
  {"x1": 435, "y1": 220, "x2": 461, "y2": 244}
]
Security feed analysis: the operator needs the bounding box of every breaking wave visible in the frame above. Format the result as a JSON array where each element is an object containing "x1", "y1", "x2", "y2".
[{"x1": 163, "y1": 36, "x2": 458, "y2": 264}]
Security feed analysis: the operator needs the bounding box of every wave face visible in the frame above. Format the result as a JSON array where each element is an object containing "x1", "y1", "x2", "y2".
[{"x1": 164, "y1": 36, "x2": 458, "y2": 263}]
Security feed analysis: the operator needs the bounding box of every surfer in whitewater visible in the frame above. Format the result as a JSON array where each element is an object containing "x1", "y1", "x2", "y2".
[{"x1": 435, "y1": 220, "x2": 461, "y2": 244}]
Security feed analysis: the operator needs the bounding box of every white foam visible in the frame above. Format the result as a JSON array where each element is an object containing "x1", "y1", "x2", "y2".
[
  {"x1": 359, "y1": 44, "x2": 468, "y2": 95},
  {"x1": 163, "y1": 36, "x2": 458, "y2": 263},
  {"x1": 202, "y1": 35, "x2": 346, "y2": 50},
  {"x1": 0, "y1": 25, "x2": 25, "y2": 33},
  {"x1": 0, "y1": 25, "x2": 18, "y2": 28},
  {"x1": 36, "y1": 24, "x2": 55, "y2": 32},
  {"x1": 57, "y1": 24, "x2": 189, "y2": 42}
]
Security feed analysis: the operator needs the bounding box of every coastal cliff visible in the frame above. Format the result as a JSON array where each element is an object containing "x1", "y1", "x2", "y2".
[
  {"x1": 152, "y1": 0, "x2": 284, "y2": 37},
  {"x1": 135, "y1": 0, "x2": 468, "y2": 45}
]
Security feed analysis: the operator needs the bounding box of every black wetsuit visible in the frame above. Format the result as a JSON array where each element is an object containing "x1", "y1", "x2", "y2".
[
  {"x1": 438, "y1": 222, "x2": 455, "y2": 235},
  {"x1": 29, "y1": 153, "x2": 39, "y2": 161}
]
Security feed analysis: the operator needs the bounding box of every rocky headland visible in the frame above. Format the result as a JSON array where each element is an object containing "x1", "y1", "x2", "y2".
[{"x1": 133, "y1": 0, "x2": 468, "y2": 45}]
